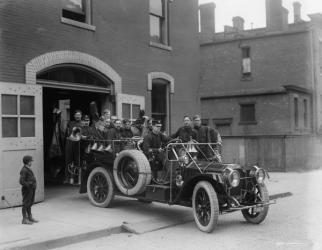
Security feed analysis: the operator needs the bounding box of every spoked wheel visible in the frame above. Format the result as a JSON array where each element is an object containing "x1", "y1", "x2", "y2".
[
  {"x1": 192, "y1": 181, "x2": 219, "y2": 233},
  {"x1": 119, "y1": 157, "x2": 139, "y2": 189},
  {"x1": 87, "y1": 167, "x2": 114, "y2": 207},
  {"x1": 113, "y1": 150, "x2": 151, "y2": 196},
  {"x1": 242, "y1": 183, "x2": 269, "y2": 224}
]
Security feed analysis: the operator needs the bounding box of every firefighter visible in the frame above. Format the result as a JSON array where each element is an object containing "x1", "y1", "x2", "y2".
[
  {"x1": 19, "y1": 155, "x2": 38, "y2": 225},
  {"x1": 171, "y1": 116, "x2": 196, "y2": 142},
  {"x1": 143, "y1": 120, "x2": 169, "y2": 180}
]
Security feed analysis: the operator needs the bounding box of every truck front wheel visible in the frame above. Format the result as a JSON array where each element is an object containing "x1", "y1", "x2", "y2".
[{"x1": 192, "y1": 181, "x2": 219, "y2": 233}]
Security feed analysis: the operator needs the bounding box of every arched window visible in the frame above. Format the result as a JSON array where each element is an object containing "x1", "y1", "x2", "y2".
[{"x1": 37, "y1": 64, "x2": 113, "y2": 92}]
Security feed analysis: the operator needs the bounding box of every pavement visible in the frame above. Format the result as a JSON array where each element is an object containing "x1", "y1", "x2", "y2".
[{"x1": 0, "y1": 170, "x2": 317, "y2": 250}]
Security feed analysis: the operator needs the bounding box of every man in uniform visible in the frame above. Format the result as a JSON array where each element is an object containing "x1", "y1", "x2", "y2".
[
  {"x1": 19, "y1": 155, "x2": 38, "y2": 225},
  {"x1": 193, "y1": 115, "x2": 222, "y2": 160},
  {"x1": 143, "y1": 120, "x2": 169, "y2": 180},
  {"x1": 65, "y1": 110, "x2": 83, "y2": 137},
  {"x1": 121, "y1": 119, "x2": 133, "y2": 138},
  {"x1": 171, "y1": 116, "x2": 196, "y2": 142}
]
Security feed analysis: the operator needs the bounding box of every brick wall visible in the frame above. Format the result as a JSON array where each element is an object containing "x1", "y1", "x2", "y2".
[
  {"x1": 0, "y1": 0, "x2": 200, "y2": 132},
  {"x1": 201, "y1": 93, "x2": 291, "y2": 135},
  {"x1": 200, "y1": 31, "x2": 313, "y2": 96}
]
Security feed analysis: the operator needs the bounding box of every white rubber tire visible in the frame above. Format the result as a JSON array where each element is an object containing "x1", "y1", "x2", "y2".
[
  {"x1": 87, "y1": 167, "x2": 114, "y2": 208},
  {"x1": 242, "y1": 183, "x2": 269, "y2": 224},
  {"x1": 192, "y1": 181, "x2": 219, "y2": 233},
  {"x1": 113, "y1": 150, "x2": 151, "y2": 196}
]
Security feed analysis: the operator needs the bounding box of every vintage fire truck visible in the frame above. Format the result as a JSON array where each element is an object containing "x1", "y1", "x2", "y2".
[{"x1": 68, "y1": 137, "x2": 273, "y2": 233}]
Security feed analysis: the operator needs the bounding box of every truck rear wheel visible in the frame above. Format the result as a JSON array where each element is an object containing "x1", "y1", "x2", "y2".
[
  {"x1": 192, "y1": 181, "x2": 219, "y2": 233},
  {"x1": 113, "y1": 150, "x2": 151, "y2": 196},
  {"x1": 87, "y1": 167, "x2": 114, "y2": 207}
]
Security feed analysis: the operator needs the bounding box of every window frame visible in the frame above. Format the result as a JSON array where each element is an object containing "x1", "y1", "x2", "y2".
[
  {"x1": 239, "y1": 102, "x2": 257, "y2": 125},
  {"x1": 294, "y1": 96, "x2": 299, "y2": 129},
  {"x1": 61, "y1": 0, "x2": 96, "y2": 31},
  {"x1": 241, "y1": 46, "x2": 252, "y2": 80},
  {"x1": 149, "y1": 0, "x2": 171, "y2": 50},
  {"x1": 1, "y1": 94, "x2": 36, "y2": 138}
]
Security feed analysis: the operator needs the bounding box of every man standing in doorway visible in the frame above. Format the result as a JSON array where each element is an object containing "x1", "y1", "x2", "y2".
[{"x1": 65, "y1": 110, "x2": 83, "y2": 137}]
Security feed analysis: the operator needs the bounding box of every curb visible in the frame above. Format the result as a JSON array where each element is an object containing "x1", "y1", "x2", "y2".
[{"x1": 5, "y1": 226, "x2": 123, "y2": 250}]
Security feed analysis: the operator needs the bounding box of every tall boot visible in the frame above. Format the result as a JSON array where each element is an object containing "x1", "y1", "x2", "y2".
[
  {"x1": 22, "y1": 206, "x2": 33, "y2": 225},
  {"x1": 27, "y1": 207, "x2": 39, "y2": 223}
]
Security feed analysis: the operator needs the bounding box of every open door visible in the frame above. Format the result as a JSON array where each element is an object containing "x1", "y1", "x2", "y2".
[{"x1": 0, "y1": 82, "x2": 43, "y2": 208}]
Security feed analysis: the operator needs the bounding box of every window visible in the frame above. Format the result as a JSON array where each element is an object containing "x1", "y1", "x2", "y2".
[
  {"x1": 241, "y1": 47, "x2": 251, "y2": 78},
  {"x1": 122, "y1": 103, "x2": 141, "y2": 122},
  {"x1": 149, "y1": 0, "x2": 169, "y2": 45},
  {"x1": 240, "y1": 103, "x2": 256, "y2": 124},
  {"x1": 1, "y1": 95, "x2": 35, "y2": 137},
  {"x1": 61, "y1": 0, "x2": 95, "y2": 30},
  {"x1": 213, "y1": 118, "x2": 232, "y2": 136},
  {"x1": 117, "y1": 94, "x2": 145, "y2": 123},
  {"x1": 294, "y1": 97, "x2": 299, "y2": 129},
  {"x1": 303, "y1": 99, "x2": 308, "y2": 128}
]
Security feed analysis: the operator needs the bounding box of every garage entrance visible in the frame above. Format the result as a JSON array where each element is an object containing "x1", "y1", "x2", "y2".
[{"x1": 37, "y1": 64, "x2": 114, "y2": 188}]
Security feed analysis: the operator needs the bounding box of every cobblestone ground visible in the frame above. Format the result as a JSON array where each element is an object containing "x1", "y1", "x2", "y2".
[{"x1": 54, "y1": 170, "x2": 322, "y2": 250}]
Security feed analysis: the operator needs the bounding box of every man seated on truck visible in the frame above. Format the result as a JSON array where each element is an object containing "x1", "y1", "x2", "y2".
[{"x1": 143, "y1": 120, "x2": 169, "y2": 180}]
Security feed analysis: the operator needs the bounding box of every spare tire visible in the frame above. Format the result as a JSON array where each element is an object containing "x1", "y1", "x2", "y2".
[{"x1": 113, "y1": 150, "x2": 152, "y2": 196}]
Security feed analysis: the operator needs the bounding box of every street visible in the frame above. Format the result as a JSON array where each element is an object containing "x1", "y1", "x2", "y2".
[{"x1": 51, "y1": 170, "x2": 322, "y2": 250}]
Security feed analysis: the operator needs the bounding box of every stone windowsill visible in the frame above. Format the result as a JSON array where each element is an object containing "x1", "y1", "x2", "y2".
[
  {"x1": 149, "y1": 41, "x2": 172, "y2": 51},
  {"x1": 239, "y1": 121, "x2": 257, "y2": 125},
  {"x1": 61, "y1": 17, "x2": 96, "y2": 31}
]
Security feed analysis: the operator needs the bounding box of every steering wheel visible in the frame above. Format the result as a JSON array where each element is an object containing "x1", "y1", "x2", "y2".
[
  {"x1": 167, "y1": 138, "x2": 182, "y2": 144},
  {"x1": 131, "y1": 136, "x2": 143, "y2": 140}
]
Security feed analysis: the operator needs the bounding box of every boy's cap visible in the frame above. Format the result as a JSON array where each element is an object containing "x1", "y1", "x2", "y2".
[{"x1": 23, "y1": 155, "x2": 33, "y2": 164}]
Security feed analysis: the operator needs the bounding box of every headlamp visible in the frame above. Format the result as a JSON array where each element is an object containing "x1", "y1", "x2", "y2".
[
  {"x1": 224, "y1": 167, "x2": 240, "y2": 187},
  {"x1": 250, "y1": 166, "x2": 266, "y2": 184}
]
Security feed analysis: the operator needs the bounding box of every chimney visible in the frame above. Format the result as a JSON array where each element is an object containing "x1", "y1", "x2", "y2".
[
  {"x1": 224, "y1": 25, "x2": 235, "y2": 33},
  {"x1": 282, "y1": 7, "x2": 289, "y2": 29},
  {"x1": 266, "y1": 0, "x2": 285, "y2": 31},
  {"x1": 199, "y1": 3, "x2": 215, "y2": 41},
  {"x1": 293, "y1": 2, "x2": 302, "y2": 23},
  {"x1": 232, "y1": 16, "x2": 245, "y2": 31}
]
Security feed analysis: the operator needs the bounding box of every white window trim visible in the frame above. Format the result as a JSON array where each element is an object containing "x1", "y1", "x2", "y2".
[
  {"x1": 116, "y1": 94, "x2": 145, "y2": 121},
  {"x1": 61, "y1": 0, "x2": 95, "y2": 31},
  {"x1": 149, "y1": 41, "x2": 172, "y2": 51},
  {"x1": 1, "y1": 94, "x2": 36, "y2": 138},
  {"x1": 61, "y1": 17, "x2": 96, "y2": 31}
]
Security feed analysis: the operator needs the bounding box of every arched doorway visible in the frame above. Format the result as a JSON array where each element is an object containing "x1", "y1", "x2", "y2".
[{"x1": 36, "y1": 64, "x2": 114, "y2": 186}]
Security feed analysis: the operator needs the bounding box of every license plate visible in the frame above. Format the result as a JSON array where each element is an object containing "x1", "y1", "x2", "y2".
[{"x1": 253, "y1": 206, "x2": 264, "y2": 213}]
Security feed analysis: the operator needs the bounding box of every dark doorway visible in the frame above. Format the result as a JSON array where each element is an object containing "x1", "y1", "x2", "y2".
[
  {"x1": 42, "y1": 87, "x2": 108, "y2": 186},
  {"x1": 151, "y1": 79, "x2": 169, "y2": 131}
]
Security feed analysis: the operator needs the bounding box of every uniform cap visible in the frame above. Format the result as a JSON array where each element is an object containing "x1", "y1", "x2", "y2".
[{"x1": 152, "y1": 120, "x2": 162, "y2": 126}]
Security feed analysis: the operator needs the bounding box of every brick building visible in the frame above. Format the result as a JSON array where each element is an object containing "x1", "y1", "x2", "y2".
[
  {"x1": 0, "y1": 0, "x2": 200, "y2": 208},
  {"x1": 199, "y1": 0, "x2": 322, "y2": 171}
]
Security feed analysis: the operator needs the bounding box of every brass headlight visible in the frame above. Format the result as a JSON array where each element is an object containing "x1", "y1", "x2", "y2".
[
  {"x1": 250, "y1": 166, "x2": 266, "y2": 184},
  {"x1": 224, "y1": 167, "x2": 240, "y2": 187}
]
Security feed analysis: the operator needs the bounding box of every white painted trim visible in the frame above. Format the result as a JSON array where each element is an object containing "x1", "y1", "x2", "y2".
[
  {"x1": 147, "y1": 72, "x2": 174, "y2": 93},
  {"x1": 149, "y1": 41, "x2": 172, "y2": 51},
  {"x1": 25, "y1": 51, "x2": 122, "y2": 94},
  {"x1": 37, "y1": 80, "x2": 111, "y2": 93},
  {"x1": 61, "y1": 17, "x2": 96, "y2": 31},
  {"x1": 116, "y1": 94, "x2": 145, "y2": 119}
]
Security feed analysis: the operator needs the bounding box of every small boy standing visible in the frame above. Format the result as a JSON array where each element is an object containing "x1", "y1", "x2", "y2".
[{"x1": 19, "y1": 155, "x2": 39, "y2": 225}]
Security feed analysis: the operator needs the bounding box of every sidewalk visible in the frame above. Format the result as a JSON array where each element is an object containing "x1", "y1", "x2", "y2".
[{"x1": 0, "y1": 170, "x2": 316, "y2": 250}]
